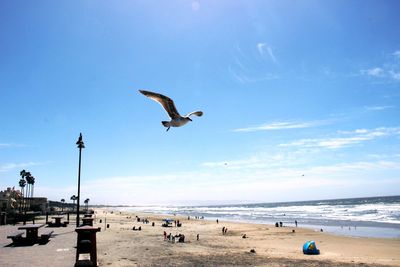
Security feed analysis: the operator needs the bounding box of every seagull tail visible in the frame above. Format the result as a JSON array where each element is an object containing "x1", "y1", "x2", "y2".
[{"x1": 162, "y1": 121, "x2": 171, "y2": 129}]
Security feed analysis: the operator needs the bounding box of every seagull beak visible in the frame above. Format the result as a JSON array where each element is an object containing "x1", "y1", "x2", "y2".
[{"x1": 188, "y1": 118, "x2": 192, "y2": 121}]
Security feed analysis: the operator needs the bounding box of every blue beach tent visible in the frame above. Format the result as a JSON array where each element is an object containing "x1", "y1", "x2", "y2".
[
  {"x1": 303, "y1": 240, "x2": 320, "y2": 255},
  {"x1": 162, "y1": 218, "x2": 173, "y2": 227}
]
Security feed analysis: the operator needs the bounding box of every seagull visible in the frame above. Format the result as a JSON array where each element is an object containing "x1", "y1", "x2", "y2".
[{"x1": 139, "y1": 90, "x2": 203, "y2": 131}]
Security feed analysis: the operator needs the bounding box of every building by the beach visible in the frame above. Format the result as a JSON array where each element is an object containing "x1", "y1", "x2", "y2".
[
  {"x1": 0, "y1": 187, "x2": 48, "y2": 213},
  {"x1": 0, "y1": 187, "x2": 20, "y2": 211}
]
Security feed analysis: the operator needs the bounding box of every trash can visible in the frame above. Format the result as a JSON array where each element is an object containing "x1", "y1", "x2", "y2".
[{"x1": 0, "y1": 212, "x2": 6, "y2": 225}]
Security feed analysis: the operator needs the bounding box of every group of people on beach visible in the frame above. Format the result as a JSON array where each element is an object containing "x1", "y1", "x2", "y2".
[
  {"x1": 275, "y1": 220, "x2": 299, "y2": 227},
  {"x1": 164, "y1": 231, "x2": 185, "y2": 243},
  {"x1": 222, "y1": 226, "x2": 228, "y2": 235},
  {"x1": 136, "y1": 216, "x2": 149, "y2": 224}
]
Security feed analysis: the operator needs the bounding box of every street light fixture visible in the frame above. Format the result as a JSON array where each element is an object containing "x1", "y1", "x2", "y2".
[{"x1": 76, "y1": 133, "x2": 85, "y2": 227}]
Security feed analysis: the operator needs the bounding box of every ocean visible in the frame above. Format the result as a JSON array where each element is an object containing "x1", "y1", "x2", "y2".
[{"x1": 116, "y1": 195, "x2": 400, "y2": 239}]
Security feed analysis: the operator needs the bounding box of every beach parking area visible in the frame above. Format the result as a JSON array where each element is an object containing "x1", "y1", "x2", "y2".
[{"x1": 1, "y1": 209, "x2": 400, "y2": 267}]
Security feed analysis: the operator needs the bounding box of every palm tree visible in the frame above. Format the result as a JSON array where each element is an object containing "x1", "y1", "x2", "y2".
[
  {"x1": 61, "y1": 199, "x2": 65, "y2": 212},
  {"x1": 18, "y1": 178, "x2": 26, "y2": 212},
  {"x1": 20, "y1": 169, "x2": 26, "y2": 179},
  {"x1": 70, "y1": 195, "x2": 77, "y2": 211},
  {"x1": 84, "y1": 198, "x2": 90, "y2": 211},
  {"x1": 25, "y1": 172, "x2": 33, "y2": 211},
  {"x1": 19, "y1": 170, "x2": 27, "y2": 212},
  {"x1": 30, "y1": 175, "x2": 35, "y2": 198}
]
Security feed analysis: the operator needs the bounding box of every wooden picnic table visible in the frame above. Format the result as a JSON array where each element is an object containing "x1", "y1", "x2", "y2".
[
  {"x1": 18, "y1": 224, "x2": 45, "y2": 241},
  {"x1": 51, "y1": 215, "x2": 64, "y2": 226}
]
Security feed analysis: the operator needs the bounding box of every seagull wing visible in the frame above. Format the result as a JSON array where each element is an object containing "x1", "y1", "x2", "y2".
[
  {"x1": 186, "y1": 111, "x2": 203, "y2": 117},
  {"x1": 139, "y1": 90, "x2": 181, "y2": 119}
]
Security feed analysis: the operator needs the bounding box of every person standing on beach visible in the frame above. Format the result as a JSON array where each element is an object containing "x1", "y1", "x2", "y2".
[
  {"x1": 222, "y1": 226, "x2": 225, "y2": 234},
  {"x1": 224, "y1": 227, "x2": 228, "y2": 234},
  {"x1": 216, "y1": 219, "x2": 219, "y2": 224},
  {"x1": 164, "y1": 231, "x2": 167, "y2": 240},
  {"x1": 295, "y1": 220, "x2": 298, "y2": 227},
  {"x1": 197, "y1": 234, "x2": 199, "y2": 241}
]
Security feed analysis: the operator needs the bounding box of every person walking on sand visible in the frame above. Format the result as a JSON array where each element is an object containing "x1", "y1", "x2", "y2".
[
  {"x1": 224, "y1": 227, "x2": 228, "y2": 234},
  {"x1": 216, "y1": 219, "x2": 219, "y2": 224},
  {"x1": 164, "y1": 231, "x2": 167, "y2": 240},
  {"x1": 295, "y1": 220, "x2": 298, "y2": 227},
  {"x1": 197, "y1": 234, "x2": 199, "y2": 241},
  {"x1": 222, "y1": 226, "x2": 225, "y2": 235}
]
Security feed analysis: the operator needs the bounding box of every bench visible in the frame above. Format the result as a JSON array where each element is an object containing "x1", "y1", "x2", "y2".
[
  {"x1": 39, "y1": 230, "x2": 54, "y2": 244},
  {"x1": 7, "y1": 232, "x2": 24, "y2": 244}
]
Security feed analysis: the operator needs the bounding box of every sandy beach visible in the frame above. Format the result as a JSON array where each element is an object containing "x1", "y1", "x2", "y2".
[
  {"x1": 96, "y1": 209, "x2": 400, "y2": 266},
  {"x1": 1, "y1": 209, "x2": 399, "y2": 267}
]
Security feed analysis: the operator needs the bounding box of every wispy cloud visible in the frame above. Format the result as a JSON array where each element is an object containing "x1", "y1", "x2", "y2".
[
  {"x1": 360, "y1": 50, "x2": 400, "y2": 82},
  {"x1": 365, "y1": 105, "x2": 395, "y2": 111},
  {"x1": 229, "y1": 43, "x2": 279, "y2": 84},
  {"x1": 202, "y1": 149, "x2": 400, "y2": 178},
  {"x1": 279, "y1": 127, "x2": 400, "y2": 149},
  {"x1": 393, "y1": 50, "x2": 400, "y2": 59},
  {"x1": 361, "y1": 67, "x2": 384, "y2": 77},
  {"x1": 0, "y1": 143, "x2": 12, "y2": 148},
  {"x1": 0, "y1": 161, "x2": 50, "y2": 172},
  {"x1": 0, "y1": 143, "x2": 25, "y2": 148},
  {"x1": 389, "y1": 70, "x2": 400, "y2": 80},
  {"x1": 306, "y1": 160, "x2": 400, "y2": 174},
  {"x1": 201, "y1": 155, "x2": 400, "y2": 203},
  {"x1": 257, "y1": 43, "x2": 277, "y2": 63},
  {"x1": 203, "y1": 156, "x2": 277, "y2": 170},
  {"x1": 33, "y1": 151, "x2": 400, "y2": 205},
  {"x1": 228, "y1": 65, "x2": 278, "y2": 84},
  {"x1": 233, "y1": 120, "x2": 329, "y2": 133}
]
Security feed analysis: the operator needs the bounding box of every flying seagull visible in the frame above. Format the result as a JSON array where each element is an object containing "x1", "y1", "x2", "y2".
[{"x1": 139, "y1": 90, "x2": 203, "y2": 131}]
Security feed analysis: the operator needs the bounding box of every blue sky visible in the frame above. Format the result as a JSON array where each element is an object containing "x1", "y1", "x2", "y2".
[{"x1": 1, "y1": 0, "x2": 399, "y2": 205}]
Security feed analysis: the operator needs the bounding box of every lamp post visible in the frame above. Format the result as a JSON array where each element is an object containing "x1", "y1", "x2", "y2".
[{"x1": 76, "y1": 133, "x2": 85, "y2": 227}]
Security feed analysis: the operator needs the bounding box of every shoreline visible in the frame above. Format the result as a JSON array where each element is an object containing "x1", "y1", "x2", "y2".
[{"x1": 114, "y1": 206, "x2": 400, "y2": 239}]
